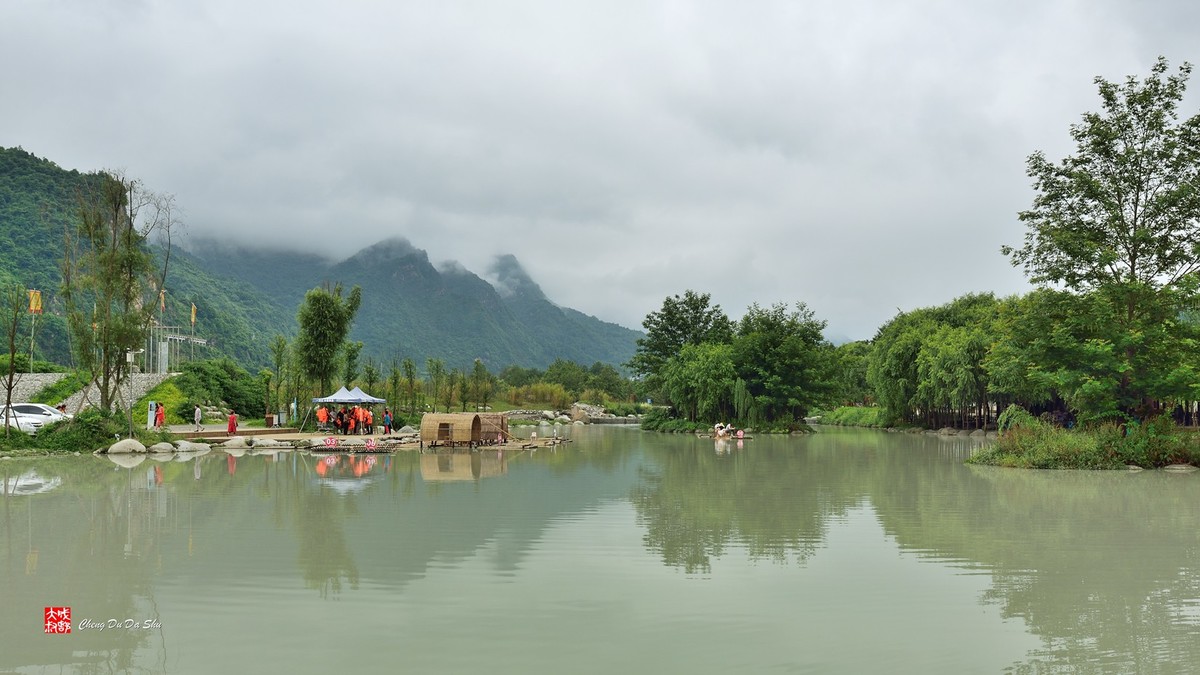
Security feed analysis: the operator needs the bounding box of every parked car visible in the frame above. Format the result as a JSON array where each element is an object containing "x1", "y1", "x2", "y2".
[
  {"x1": 8, "y1": 402, "x2": 72, "y2": 423},
  {"x1": 1, "y1": 407, "x2": 44, "y2": 435}
]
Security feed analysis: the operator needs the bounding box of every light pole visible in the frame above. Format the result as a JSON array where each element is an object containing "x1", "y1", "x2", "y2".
[{"x1": 126, "y1": 349, "x2": 143, "y2": 438}]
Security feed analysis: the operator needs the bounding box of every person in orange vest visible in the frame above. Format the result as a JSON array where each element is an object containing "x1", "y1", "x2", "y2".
[
  {"x1": 366, "y1": 408, "x2": 374, "y2": 435},
  {"x1": 317, "y1": 405, "x2": 329, "y2": 430}
]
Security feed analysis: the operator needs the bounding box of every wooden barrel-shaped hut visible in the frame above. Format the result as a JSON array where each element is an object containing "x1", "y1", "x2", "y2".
[
  {"x1": 420, "y1": 413, "x2": 482, "y2": 448},
  {"x1": 477, "y1": 413, "x2": 510, "y2": 444}
]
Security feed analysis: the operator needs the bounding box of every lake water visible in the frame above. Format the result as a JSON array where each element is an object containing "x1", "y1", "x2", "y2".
[{"x1": 2, "y1": 425, "x2": 1199, "y2": 673}]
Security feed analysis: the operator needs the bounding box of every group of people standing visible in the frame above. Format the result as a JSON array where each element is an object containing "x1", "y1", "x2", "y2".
[{"x1": 316, "y1": 405, "x2": 394, "y2": 435}]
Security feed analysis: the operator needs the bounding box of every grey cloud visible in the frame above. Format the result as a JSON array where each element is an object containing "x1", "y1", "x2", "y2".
[{"x1": 2, "y1": 0, "x2": 1195, "y2": 340}]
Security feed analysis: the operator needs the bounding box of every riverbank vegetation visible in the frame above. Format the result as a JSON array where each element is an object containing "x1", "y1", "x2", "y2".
[
  {"x1": 818, "y1": 406, "x2": 888, "y2": 428},
  {"x1": 967, "y1": 405, "x2": 1200, "y2": 469}
]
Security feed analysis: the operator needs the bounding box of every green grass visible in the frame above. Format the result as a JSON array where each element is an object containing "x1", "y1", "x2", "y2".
[
  {"x1": 819, "y1": 406, "x2": 888, "y2": 427},
  {"x1": 967, "y1": 405, "x2": 1200, "y2": 469},
  {"x1": 30, "y1": 370, "x2": 90, "y2": 405}
]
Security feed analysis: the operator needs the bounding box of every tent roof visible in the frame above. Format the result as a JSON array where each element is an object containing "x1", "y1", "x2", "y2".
[
  {"x1": 349, "y1": 387, "x2": 386, "y2": 403},
  {"x1": 312, "y1": 386, "x2": 385, "y2": 404}
]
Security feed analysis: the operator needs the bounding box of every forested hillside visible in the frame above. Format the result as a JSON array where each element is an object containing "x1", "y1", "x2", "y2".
[
  {"x1": 189, "y1": 237, "x2": 642, "y2": 369},
  {"x1": 0, "y1": 147, "x2": 641, "y2": 371}
]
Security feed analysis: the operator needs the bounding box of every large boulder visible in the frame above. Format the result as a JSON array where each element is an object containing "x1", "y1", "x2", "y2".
[
  {"x1": 147, "y1": 442, "x2": 176, "y2": 453},
  {"x1": 222, "y1": 436, "x2": 251, "y2": 449},
  {"x1": 107, "y1": 438, "x2": 146, "y2": 454},
  {"x1": 174, "y1": 440, "x2": 211, "y2": 453}
]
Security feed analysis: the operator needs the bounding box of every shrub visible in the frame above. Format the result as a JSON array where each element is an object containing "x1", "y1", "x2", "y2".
[
  {"x1": 971, "y1": 405, "x2": 1196, "y2": 469},
  {"x1": 31, "y1": 371, "x2": 91, "y2": 405},
  {"x1": 821, "y1": 406, "x2": 887, "y2": 427},
  {"x1": 640, "y1": 407, "x2": 708, "y2": 433},
  {"x1": 30, "y1": 409, "x2": 128, "y2": 453}
]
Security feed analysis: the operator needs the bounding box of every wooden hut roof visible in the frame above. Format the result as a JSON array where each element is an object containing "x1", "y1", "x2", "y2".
[{"x1": 420, "y1": 413, "x2": 482, "y2": 444}]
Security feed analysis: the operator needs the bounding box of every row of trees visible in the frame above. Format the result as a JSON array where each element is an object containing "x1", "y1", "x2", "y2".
[
  {"x1": 637, "y1": 59, "x2": 1200, "y2": 430},
  {"x1": 260, "y1": 283, "x2": 639, "y2": 421},
  {"x1": 628, "y1": 291, "x2": 835, "y2": 426}
]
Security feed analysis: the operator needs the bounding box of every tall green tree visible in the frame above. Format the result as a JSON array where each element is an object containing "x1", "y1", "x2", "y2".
[
  {"x1": 731, "y1": 302, "x2": 833, "y2": 423},
  {"x1": 831, "y1": 341, "x2": 872, "y2": 406},
  {"x1": 627, "y1": 290, "x2": 733, "y2": 385},
  {"x1": 544, "y1": 358, "x2": 589, "y2": 396},
  {"x1": 1003, "y1": 58, "x2": 1200, "y2": 419},
  {"x1": 445, "y1": 368, "x2": 461, "y2": 412},
  {"x1": 586, "y1": 362, "x2": 633, "y2": 401},
  {"x1": 401, "y1": 357, "x2": 419, "y2": 415},
  {"x1": 425, "y1": 358, "x2": 445, "y2": 412},
  {"x1": 470, "y1": 359, "x2": 494, "y2": 410},
  {"x1": 2, "y1": 283, "x2": 24, "y2": 437},
  {"x1": 61, "y1": 171, "x2": 178, "y2": 412},
  {"x1": 294, "y1": 284, "x2": 361, "y2": 396},
  {"x1": 342, "y1": 340, "x2": 363, "y2": 388},
  {"x1": 269, "y1": 334, "x2": 288, "y2": 412},
  {"x1": 661, "y1": 342, "x2": 736, "y2": 423},
  {"x1": 362, "y1": 357, "x2": 379, "y2": 395},
  {"x1": 388, "y1": 359, "x2": 402, "y2": 414}
]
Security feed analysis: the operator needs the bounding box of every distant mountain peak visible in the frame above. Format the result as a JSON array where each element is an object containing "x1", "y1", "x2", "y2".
[
  {"x1": 343, "y1": 236, "x2": 428, "y2": 265},
  {"x1": 487, "y1": 254, "x2": 548, "y2": 302}
]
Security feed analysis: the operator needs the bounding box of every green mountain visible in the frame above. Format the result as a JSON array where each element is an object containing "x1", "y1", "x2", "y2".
[
  {"x1": 0, "y1": 146, "x2": 641, "y2": 371},
  {"x1": 188, "y1": 237, "x2": 642, "y2": 370}
]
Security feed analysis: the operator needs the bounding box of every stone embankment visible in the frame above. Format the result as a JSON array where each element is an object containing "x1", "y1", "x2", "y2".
[
  {"x1": 2, "y1": 373, "x2": 67, "y2": 404},
  {"x1": 505, "y1": 403, "x2": 641, "y2": 425},
  {"x1": 60, "y1": 373, "x2": 173, "y2": 415}
]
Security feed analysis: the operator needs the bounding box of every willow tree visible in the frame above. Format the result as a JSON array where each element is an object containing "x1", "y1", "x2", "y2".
[
  {"x1": 295, "y1": 284, "x2": 362, "y2": 396},
  {"x1": 61, "y1": 172, "x2": 178, "y2": 412},
  {"x1": 1003, "y1": 58, "x2": 1200, "y2": 419},
  {"x1": 2, "y1": 283, "x2": 24, "y2": 436}
]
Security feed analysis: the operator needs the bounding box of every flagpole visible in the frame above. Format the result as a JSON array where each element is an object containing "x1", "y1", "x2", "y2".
[
  {"x1": 190, "y1": 302, "x2": 196, "y2": 361},
  {"x1": 29, "y1": 312, "x2": 36, "y2": 374},
  {"x1": 28, "y1": 289, "x2": 40, "y2": 374}
]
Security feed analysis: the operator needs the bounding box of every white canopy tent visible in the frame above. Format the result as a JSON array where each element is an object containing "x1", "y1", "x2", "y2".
[{"x1": 312, "y1": 386, "x2": 386, "y2": 404}]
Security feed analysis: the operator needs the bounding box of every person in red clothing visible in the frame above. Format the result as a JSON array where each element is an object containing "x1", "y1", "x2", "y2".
[
  {"x1": 227, "y1": 411, "x2": 238, "y2": 434},
  {"x1": 154, "y1": 403, "x2": 165, "y2": 431}
]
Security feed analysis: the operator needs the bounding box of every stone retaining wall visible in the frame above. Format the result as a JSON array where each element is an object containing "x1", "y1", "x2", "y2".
[
  {"x1": 60, "y1": 373, "x2": 173, "y2": 414},
  {"x1": 0, "y1": 372, "x2": 68, "y2": 405}
]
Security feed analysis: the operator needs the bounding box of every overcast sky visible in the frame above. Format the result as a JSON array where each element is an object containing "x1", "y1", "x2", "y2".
[{"x1": 3, "y1": 1, "x2": 1197, "y2": 341}]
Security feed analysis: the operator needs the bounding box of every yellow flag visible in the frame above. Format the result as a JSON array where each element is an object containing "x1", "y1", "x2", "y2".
[
  {"x1": 28, "y1": 290, "x2": 42, "y2": 314},
  {"x1": 159, "y1": 289, "x2": 166, "y2": 311},
  {"x1": 191, "y1": 303, "x2": 197, "y2": 325}
]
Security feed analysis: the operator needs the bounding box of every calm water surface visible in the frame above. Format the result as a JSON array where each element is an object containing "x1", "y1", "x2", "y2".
[{"x1": 2, "y1": 426, "x2": 1199, "y2": 673}]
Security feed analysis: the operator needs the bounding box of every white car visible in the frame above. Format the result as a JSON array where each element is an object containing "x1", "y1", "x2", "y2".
[
  {"x1": 1, "y1": 407, "x2": 44, "y2": 435},
  {"x1": 9, "y1": 402, "x2": 72, "y2": 423}
]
